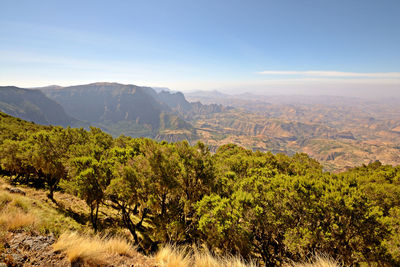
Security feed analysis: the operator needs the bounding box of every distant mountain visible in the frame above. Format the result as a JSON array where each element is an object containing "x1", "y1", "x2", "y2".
[
  {"x1": 152, "y1": 87, "x2": 172, "y2": 93},
  {"x1": 156, "y1": 91, "x2": 192, "y2": 112},
  {"x1": 156, "y1": 90, "x2": 232, "y2": 119},
  {"x1": 0, "y1": 86, "x2": 79, "y2": 127},
  {"x1": 185, "y1": 90, "x2": 270, "y2": 112},
  {"x1": 185, "y1": 90, "x2": 229, "y2": 99},
  {"x1": 41, "y1": 82, "x2": 196, "y2": 139},
  {"x1": 31, "y1": 85, "x2": 63, "y2": 91}
]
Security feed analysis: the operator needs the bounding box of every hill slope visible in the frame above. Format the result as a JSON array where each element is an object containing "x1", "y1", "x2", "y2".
[{"x1": 0, "y1": 112, "x2": 396, "y2": 266}]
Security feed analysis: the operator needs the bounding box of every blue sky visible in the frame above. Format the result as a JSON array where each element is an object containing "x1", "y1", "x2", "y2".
[{"x1": 1, "y1": 0, "x2": 400, "y2": 96}]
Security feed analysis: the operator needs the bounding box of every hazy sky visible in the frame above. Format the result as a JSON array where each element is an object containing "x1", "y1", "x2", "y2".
[{"x1": 1, "y1": 0, "x2": 400, "y2": 96}]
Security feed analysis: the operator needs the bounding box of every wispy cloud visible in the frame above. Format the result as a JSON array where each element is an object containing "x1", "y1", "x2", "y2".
[{"x1": 257, "y1": 70, "x2": 400, "y2": 78}]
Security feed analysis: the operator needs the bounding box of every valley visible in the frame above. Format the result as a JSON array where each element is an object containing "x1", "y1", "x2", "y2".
[{"x1": 187, "y1": 92, "x2": 400, "y2": 171}]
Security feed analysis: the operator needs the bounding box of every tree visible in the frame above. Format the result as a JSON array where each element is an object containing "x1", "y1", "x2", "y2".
[
  {"x1": 106, "y1": 153, "x2": 152, "y2": 245},
  {"x1": 67, "y1": 156, "x2": 106, "y2": 231},
  {"x1": 0, "y1": 139, "x2": 25, "y2": 178},
  {"x1": 27, "y1": 128, "x2": 71, "y2": 200}
]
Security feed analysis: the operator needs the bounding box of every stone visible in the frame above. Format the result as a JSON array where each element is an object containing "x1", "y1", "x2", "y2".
[
  {"x1": 11, "y1": 253, "x2": 27, "y2": 265},
  {"x1": 5, "y1": 187, "x2": 26, "y2": 195}
]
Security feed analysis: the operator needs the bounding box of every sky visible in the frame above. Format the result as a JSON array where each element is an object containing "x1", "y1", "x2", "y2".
[{"x1": 1, "y1": 0, "x2": 400, "y2": 97}]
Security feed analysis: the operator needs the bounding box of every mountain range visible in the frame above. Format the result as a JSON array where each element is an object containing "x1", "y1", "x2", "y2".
[{"x1": 0, "y1": 83, "x2": 228, "y2": 141}]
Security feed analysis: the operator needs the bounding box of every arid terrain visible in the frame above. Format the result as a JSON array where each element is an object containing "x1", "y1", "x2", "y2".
[{"x1": 187, "y1": 93, "x2": 400, "y2": 172}]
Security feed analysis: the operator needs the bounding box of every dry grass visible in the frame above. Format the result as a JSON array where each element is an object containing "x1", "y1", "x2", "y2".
[
  {"x1": 0, "y1": 211, "x2": 37, "y2": 231},
  {"x1": 104, "y1": 236, "x2": 136, "y2": 256},
  {"x1": 285, "y1": 255, "x2": 341, "y2": 267},
  {"x1": 155, "y1": 245, "x2": 257, "y2": 267},
  {"x1": 155, "y1": 245, "x2": 191, "y2": 267},
  {"x1": 156, "y1": 246, "x2": 341, "y2": 267},
  {"x1": 53, "y1": 232, "x2": 136, "y2": 265},
  {"x1": 0, "y1": 178, "x2": 85, "y2": 235},
  {"x1": 0, "y1": 191, "x2": 13, "y2": 208},
  {"x1": 0, "y1": 191, "x2": 38, "y2": 231},
  {"x1": 194, "y1": 252, "x2": 257, "y2": 267}
]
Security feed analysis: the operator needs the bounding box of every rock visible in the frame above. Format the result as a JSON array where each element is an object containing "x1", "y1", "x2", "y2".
[
  {"x1": 5, "y1": 187, "x2": 26, "y2": 195},
  {"x1": 17, "y1": 235, "x2": 55, "y2": 251},
  {"x1": 0, "y1": 232, "x2": 71, "y2": 267},
  {"x1": 11, "y1": 253, "x2": 27, "y2": 265}
]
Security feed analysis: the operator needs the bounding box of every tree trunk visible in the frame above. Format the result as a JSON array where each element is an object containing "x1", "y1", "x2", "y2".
[
  {"x1": 121, "y1": 206, "x2": 139, "y2": 244},
  {"x1": 48, "y1": 186, "x2": 55, "y2": 201},
  {"x1": 94, "y1": 203, "x2": 99, "y2": 232},
  {"x1": 89, "y1": 204, "x2": 98, "y2": 233},
  {"x1": 161, "y1": 192, "x2": 167, "y2": 216},
  {"x1": 137, "y1": 208, "x2": 148, "y2": 230},
  {"x1": 47, "y1": 176, "x2": 57, "y2": 203}
]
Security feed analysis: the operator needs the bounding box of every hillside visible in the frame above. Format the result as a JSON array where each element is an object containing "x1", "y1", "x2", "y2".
[
  {"x1": 0, "y1": 112, "x2": 399, "y2": 266},
  {"x1": 0, "y1": 178, "x2": 337, "y2": 267},
  {"x1": 0, "y1": 86, "x2": 79, "y2": 127}
]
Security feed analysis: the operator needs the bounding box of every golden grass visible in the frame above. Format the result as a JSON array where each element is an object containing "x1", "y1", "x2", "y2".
[
  {"x1": 194, "y1": 252, "x2": 257, "y2": 267},
  {"x1": 285, "y1": 255, "x2": 341, "y2": 267},
  {"x1": 155, "y1": 245, "x2": 257, "y2": 267},
  {"x1": 155, "y1": 245, "x2": 191, "y2": 267},
  {"x1": 0, "y1": 191, "x2": 13, "y2": 208},
  {"x1": 104, "y1": 236, "x2": 136, "y2": 256},
  {"x1": 0, "y1": 191, "x2": 38, "y2": 231},
  {"x1": 156, "y1": 246, "x2": 341, "y2": 267},
  {"x1": 0, "y1": 211, "x2": 37, "y2": 231},
  {"x1": 53, "y1": 232, "x2": 136, "y2": 265},
  {"x1": 0, "y1": 179, "x2": 84, "y2": 235}
]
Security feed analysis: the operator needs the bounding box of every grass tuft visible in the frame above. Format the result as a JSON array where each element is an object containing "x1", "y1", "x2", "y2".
[
  {"x1": 285, "y1": 255, "x2": 341, "y2": 267},
  {"x1": 53, "y1": 232, "x2": 136, "y2": 265},
  {"x1": 0, "y1": 191, "x2": 38, "y2": 231},
  {"x1": 104, "y1": 236, "x2": 136, "y2": 257},
  {"x1": 155, "y1": 245, "x2": 257, "y2": 267},
  {"x1": 0, "y1": 210, "x2": 38, "y2": 231},
  {"x1": 0, "y1": 192, "x2": 12, "y2": 209},
  {"x1": 155, "y1": 245, "x2": 191, "y2": 267}
]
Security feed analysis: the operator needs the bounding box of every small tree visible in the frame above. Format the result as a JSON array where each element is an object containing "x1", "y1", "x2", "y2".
[
  {"x1": 106, "y1": 154, "x2": 151, "y2": 244},
  {"x1": 27, "y1": 128, "x2": 70, "y2": 200},
  {"x1": 68, "y1": 156, "x2": 106, "y2": 231}
]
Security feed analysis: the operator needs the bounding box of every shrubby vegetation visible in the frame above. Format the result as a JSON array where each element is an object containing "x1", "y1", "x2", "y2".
[{"x1": 0, "y1": 112, "x2": 399, "y2": 266}]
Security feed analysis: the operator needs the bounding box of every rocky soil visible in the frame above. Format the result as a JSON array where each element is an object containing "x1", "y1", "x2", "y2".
[
  {"x1": 0, "y1": 232, "x2": 155, "y2": 267},
  {"x1": 0, "y1": 232, "x2": 69, "y2": 266}
]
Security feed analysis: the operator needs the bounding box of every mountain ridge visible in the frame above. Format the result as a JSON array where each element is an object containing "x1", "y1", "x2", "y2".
[{"x1": 40, "y1": 82, "x2": 204, "y2": 140}]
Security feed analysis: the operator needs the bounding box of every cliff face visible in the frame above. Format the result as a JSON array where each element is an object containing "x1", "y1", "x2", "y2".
[
  {"x1": 42, "y1": 83, "x2": 168, "y2": 127},
  {"x1": 0, "y1": 86, "x2": 78, "y2": 126},
  {"x1": 41, "y1": 83, "x2": 194, "y2": 137}
]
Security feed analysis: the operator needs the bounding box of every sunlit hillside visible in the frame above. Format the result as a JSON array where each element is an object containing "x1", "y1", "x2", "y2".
[{"x1": 0, "y1": 112, "x2": 399, "y2": 266}]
